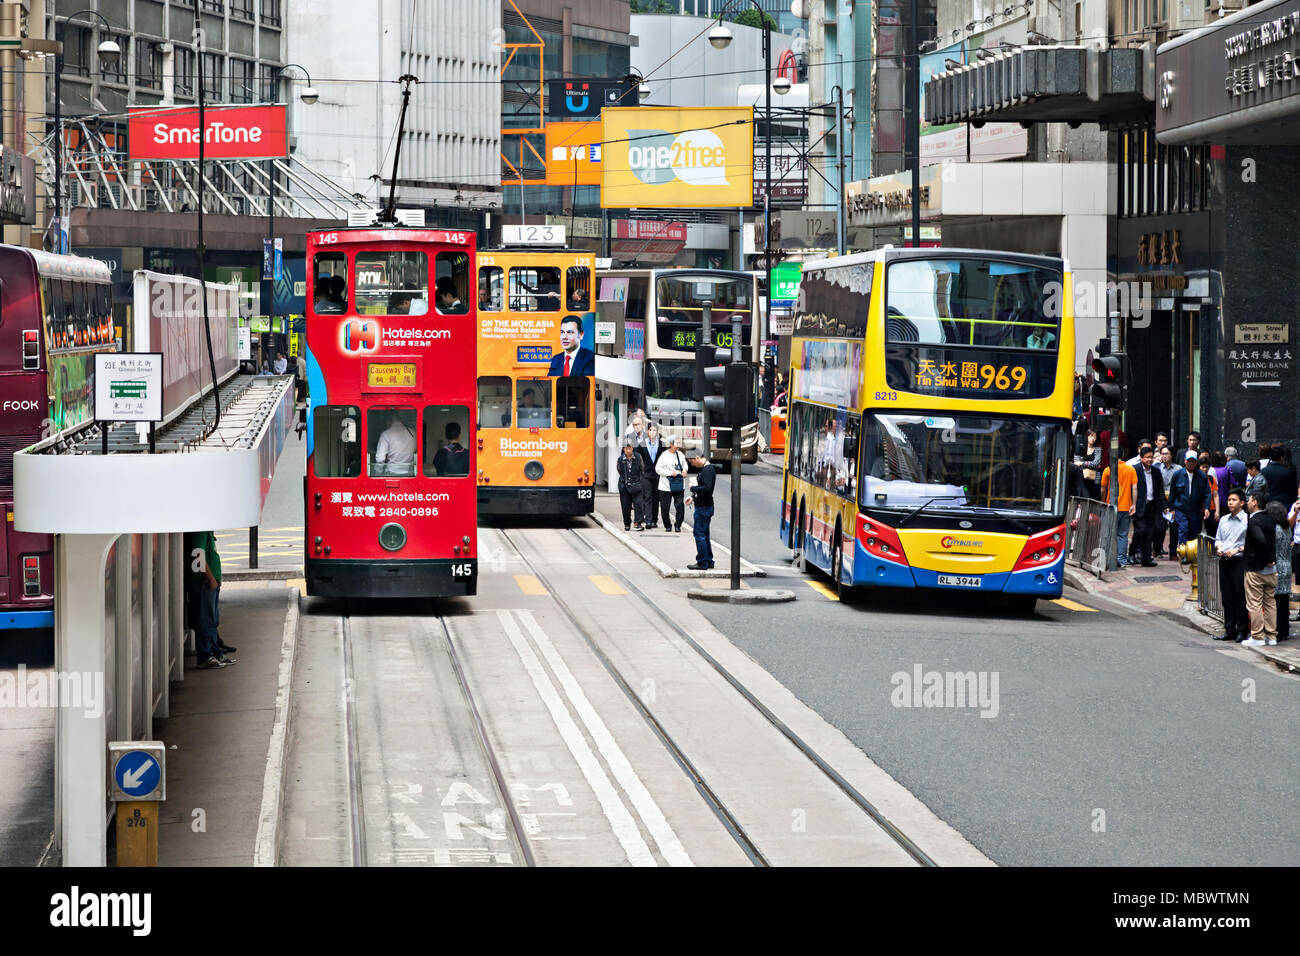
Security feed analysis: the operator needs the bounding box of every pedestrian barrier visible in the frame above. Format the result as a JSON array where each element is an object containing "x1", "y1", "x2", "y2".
[
  {"x1": 1196, "y1": 532, "x2": 1223, "y2": 621},
  {"x1": 1065, "y1": 496, "x2": 1118, "y2": 575}
]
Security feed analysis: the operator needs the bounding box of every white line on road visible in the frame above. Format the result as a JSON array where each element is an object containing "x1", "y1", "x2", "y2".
[
  {"x1": 498, "y1": 610, "x2": 657, "y2": 866},
  {"x1": 517, "y1": 609, "x2": 693, "y2": 867},
  {"x1": 254, "y1": 587, "x2": 299, "y2": 867}
]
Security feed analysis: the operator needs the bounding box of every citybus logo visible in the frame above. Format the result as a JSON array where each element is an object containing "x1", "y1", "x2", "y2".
[
  {"x1": 628, "y1": 129, "x2": 730, "y2": 187},
  {"x1": 341, "y1": 320, "x2": 379, "y2": 354},
  {"x1": 941, "y1": 537, "x2": 983, "y2": 549}
]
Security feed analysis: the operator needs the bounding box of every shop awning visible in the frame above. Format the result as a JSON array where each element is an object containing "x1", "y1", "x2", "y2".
[{"x1": 925, "y1": 45, "x2": 1155, "y2": 128}]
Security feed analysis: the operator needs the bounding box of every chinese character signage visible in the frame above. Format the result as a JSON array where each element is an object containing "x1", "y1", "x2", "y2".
[{"x1": 95, "y1": 352, "x2": 164, "y2": 423}]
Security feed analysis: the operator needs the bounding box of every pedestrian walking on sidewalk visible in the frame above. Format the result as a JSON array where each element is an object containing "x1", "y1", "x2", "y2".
[
  {"x1": 1156, "y1": 446, "x2": 1179, "y2": 557},
  {"x1": 686, "y1": 453, "x2": 717, "y2": 570},
  {"x1": 616, "y1": 442, "x2": 647, "y2": 531},
  {"x1": 1132, "y1": 446, "x2": 1165, "y2": 567},
  {"x1": 1101, "y1": 456, "x2": 1138, "y2": 567},
  {"x1": 1073, "y1": 429, "x2": 1101, "y2": 500},
  {"x1": 1212, "y1": 488, "x2": 1249, "y2": 643},
  {"x1": 184, "y1": 530, "x2": 236, "y2": 668},
  {"x1": 1242, "y1": 490, "x2": 1279, "y2": 646},
  {"x1": 1267, "y1": 499, "x2": 1292, "y2": 641},
  {"x1": 1225, "y1": 445, "x2": 1248, "y2": 487},
  {"x1": 1168, "y1": 450, "x2": 1211, "y2": 559},
  {"x1": 638, "y1": 424, "x2": 665, "y2": 529},
  {"x1": 655, "y1": 437, "x2": 689, "y2": 532}
]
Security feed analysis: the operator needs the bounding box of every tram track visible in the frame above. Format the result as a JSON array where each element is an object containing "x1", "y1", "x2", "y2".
[
  {"x1": 336, "y1": 602, "x2": 534, "y2": 867},
  {"x1": 498, "y1": 523, "x2": 939, "y2": 868}
]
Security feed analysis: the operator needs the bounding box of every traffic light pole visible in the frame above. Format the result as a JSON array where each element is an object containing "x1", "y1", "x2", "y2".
[
  {"x1": 730, "y1": 315, "x2": 743, "y2": 591},
  {"x1": 701, "y1": 300, "x2": 713, "y2": 460}
]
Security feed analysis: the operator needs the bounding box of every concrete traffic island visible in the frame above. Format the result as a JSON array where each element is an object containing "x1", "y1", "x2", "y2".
[{"x1": 686, "y1": 587, "x2": 797, "y2": 604}]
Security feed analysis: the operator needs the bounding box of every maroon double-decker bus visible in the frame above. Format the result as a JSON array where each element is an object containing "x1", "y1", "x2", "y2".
[
  {"x1": 0, "y1": 246, "x2": 115, "y2": 628},
  {"x1": 304, "y1": 226, "x2": 478, "y2": 598}
]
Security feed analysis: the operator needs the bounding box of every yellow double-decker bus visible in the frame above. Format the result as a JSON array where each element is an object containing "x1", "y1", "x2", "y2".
[
  {"x1": 780, "y1": 247, "x2": 1074, "y2": 611},
  {"x1": 475, "y1": 247, "x2": 596, "y2": 515}
]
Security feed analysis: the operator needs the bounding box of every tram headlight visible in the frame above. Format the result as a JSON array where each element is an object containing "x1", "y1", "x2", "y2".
[
  {"x1": 378, "y1": 522, "x2": 407, "y2": 552},
  {"x1": 524, "y1": 459, "x2": 545, "y2": 481}
]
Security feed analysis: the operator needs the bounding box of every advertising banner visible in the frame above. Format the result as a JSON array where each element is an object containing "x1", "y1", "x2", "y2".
[
  {"x1": 127, "y1": 104, "x2": 289, "y2": 161},
  {"x1": 547, "y1": 78, "x2": 635, "y2": 118},
  {"x1": 600, "y1": 107, "x2": 753, "y2": 209},
  {"x1": 545, "y1": 123, "x2": 603, "y2": 185}
]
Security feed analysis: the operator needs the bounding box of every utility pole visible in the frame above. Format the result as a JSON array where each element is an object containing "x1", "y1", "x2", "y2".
[
  {"x1": 908, "y1": 0, "x2": 921, "y2": 247},
  {"x1": 729, "y1": 314, "x2": 743, "y2": 591},
  {"x1": 701, "y1": 299, "x2": 713, "y2": 459}
]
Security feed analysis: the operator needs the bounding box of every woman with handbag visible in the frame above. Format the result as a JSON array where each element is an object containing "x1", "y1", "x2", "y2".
[
  {"x1": 655, "y1": 437, "x2": 689, "y2": 532},
  {"x1": 1074, "y1": 428, "x2": 1102, "y2": 500},
  {"x1": 617, "y1": 442, "x2": 646, "y2": 531}
]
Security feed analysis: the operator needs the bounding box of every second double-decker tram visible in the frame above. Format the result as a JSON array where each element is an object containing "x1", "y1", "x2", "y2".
[
  {"x1": 597, "y1": 268, "x2": 761, "y2": 464},
  {"x1": 474, "y1": 247, "x2": 596, "y2": 515},
  {"x1": 304, "y1": 226, "x2": 478, "y2": 598},
  {"x1": 780, "y1": 247, "x2": 1074, "y2": 610}
]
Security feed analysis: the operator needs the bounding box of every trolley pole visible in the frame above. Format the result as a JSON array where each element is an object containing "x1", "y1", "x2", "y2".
[
  {"x1": 730, "y1": 314, "x2": 743, "y2": 591},
  {"x1": 701, "y1": 300, "x2": 713, "y2": 460}
]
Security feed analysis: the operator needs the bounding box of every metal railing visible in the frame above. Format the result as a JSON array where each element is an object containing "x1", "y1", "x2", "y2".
[
  {"x1": 1065, "y1": 496, "x2": 1118, "y2": 575},
  {"x1": 1197, "y1": 531, "x2": 1223, "y2": 621}
]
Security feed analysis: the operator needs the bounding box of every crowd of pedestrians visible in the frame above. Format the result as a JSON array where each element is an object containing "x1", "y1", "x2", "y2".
[{"x1": 1074, "y1": 429, "x2": 1299, "y2": 644}]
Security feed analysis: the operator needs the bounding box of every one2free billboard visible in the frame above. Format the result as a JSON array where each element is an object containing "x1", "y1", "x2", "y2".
[{"x1": 127, "y1": 104, "x2": 288, "y2": 161}]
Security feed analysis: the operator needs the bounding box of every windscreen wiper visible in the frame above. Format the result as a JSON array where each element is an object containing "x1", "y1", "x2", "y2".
[{"x1": 897, "y1": 495, "x2": 966, "y2": 527}]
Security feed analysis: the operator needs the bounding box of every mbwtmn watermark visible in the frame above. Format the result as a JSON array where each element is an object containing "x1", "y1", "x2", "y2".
[
  {"x1": 0, "y1": 665, "x2": 104, "y2": 719},
  {"x1": 890, "y1": 664, "x2": 999, "y2": 718}
]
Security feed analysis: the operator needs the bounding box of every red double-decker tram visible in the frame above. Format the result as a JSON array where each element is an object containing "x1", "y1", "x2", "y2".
[{"x1": 304, "y1": 226, "x2": 478, "y2": 598}]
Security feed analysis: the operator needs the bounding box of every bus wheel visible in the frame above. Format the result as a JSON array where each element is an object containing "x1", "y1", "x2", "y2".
[
  {"x1": 831, "y1": 533, "x2": 846, "y2": 599},
  {"x1": 786, "y1": 494, "x2": 798, "y2": 550},
  {"x1": 794, "y1": 500, "x2": 807, "y2": 572}
]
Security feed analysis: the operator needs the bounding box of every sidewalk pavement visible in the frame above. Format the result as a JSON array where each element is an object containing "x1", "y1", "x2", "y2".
[
  {"x1": 150, "y1": 577, "x2": 299, "y2": 866},
  {"x1": 1065, "y1": 560, "x2": 1300, "y2": 674},
  {"x1": 591, "y1": 490, "x2": 766, "y2": 581}
]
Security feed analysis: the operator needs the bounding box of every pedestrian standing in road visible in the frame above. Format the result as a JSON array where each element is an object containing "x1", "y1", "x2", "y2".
[
  {"x1": 1267, "y1": 499, "x2": 1292, "y2": 641},
  {"x1": 1242, "y1": 490, "x2": 1279, "y2": 646},
  {"x1": 686, "y1": 452, "x2": 717, "y2": 570},
  {"x1": 655, "y1": 437, "x2": 689, "y2": 532},
  {"x1": 1168, "y1": 450, "x2": 1212, "y2": 560},
  {"x1": 616, "y1": 442, "x2": 646, "y2": 531},
  {"x1": 1132, "y1": 446, "x2": 1165, "y2": 567},
  {"x1": 1213, "y1": 489, "x2": 1250, "y2": 643},
  {"x1": 1101, "y1": 455, "x2": 1138, "y2": 568},
  {"x1": 184, "y1": 530, "x2": 235, "y2": 669},
  {"x1": 638, "y1": 424, "x2": 665, "y2": 529}
]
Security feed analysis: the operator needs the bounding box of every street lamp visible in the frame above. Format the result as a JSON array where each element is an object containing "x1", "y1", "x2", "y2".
[
  {"x1": 52, "y1": 9, "x2": 120, "y2": 253},
  {"x1": 264, "y1": 62, "x2": 316, "y2": 350}
]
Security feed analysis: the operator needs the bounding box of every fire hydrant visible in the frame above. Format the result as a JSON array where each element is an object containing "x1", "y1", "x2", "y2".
[{"x1": 1177, "y1": 537, "x2": 1198, "y2": 601}]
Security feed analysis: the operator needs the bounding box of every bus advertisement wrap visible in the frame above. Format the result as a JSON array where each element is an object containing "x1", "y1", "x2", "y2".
[{"x1": 600, "y1": 107, "x2": 753, "y2": 209}]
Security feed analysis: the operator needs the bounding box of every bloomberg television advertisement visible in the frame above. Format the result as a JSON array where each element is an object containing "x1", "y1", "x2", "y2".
[
  {"x1": 127, "y1": 104, "x2": 289, "y2": 161},
  {"x1": 600, "y1": 107, "x2": 753, "y2": 209}
]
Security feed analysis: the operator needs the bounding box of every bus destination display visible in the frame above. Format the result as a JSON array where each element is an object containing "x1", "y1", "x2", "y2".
[{"x1": 886, "y1": 347, "x2": 1054, "y2": 400}]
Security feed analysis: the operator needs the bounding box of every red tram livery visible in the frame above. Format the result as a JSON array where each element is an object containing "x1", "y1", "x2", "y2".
[{"x1": 304, "y1": 227, "x2": 478, "y2": 598}]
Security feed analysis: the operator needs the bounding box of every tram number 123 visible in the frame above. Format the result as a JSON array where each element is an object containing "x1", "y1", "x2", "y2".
[{"x1": 578, "y1": 488, "x2": 593, "y2": 500}]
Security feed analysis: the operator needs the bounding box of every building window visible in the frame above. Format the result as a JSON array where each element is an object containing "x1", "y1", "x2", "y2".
[
  {"x1": 176, "y1": 47, "x2": 196, "y2": 96},
  {"x1": 260, "y1": 63, "x2": 278, "y2": 102},
  {"x1": 200, "y1": 0, "x2": 225, "y2": 12},
  {"x1": 261, "y1": 0, "x2": 283, "y2": 27},
  {"x1": 102, "y1": 34, "x2": 127, "y2": 84},
  {"x1": 231, "y1": 0, "x2": 254, "y2": 20},
  {"x1": 230, "y1": 59, "x2": 254, "y2": 102},
  {"x1": 201, "y1": 53, "x2": 223, "y2": 98},
  {"x1": 59, "y1": 25, "x2": 91, "y2": 77},
  {"x1": 136, "y1": 40, "x2": 162, "y2": 90}
]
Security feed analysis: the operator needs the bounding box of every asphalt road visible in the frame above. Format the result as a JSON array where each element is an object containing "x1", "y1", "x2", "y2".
[{"x1": 692, "y1": 458, "x2": 1300, "y2": 866}]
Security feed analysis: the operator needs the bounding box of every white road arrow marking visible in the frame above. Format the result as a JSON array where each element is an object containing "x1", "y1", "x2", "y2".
[{"x1": 122, "y1": 758, "x2": 154, "y2": 789}]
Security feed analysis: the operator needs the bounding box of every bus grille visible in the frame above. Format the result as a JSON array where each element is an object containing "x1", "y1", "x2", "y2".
[{"x1": 0, "y1": 435, "x2": 32, "y2": 490}]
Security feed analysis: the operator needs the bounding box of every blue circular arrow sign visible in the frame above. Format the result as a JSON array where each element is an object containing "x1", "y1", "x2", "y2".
[{"x1": 114, "y1": 751, "x2": 161, "y2": 798}]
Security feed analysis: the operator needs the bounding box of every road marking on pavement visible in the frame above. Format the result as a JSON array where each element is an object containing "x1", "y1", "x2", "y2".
[
  {"x1": 514, "y1": 574, "x2": 547, "y2": 596},
  {"x1": 516, "y1": 609, "x2": 691, "y2": 867},
  {"x1": 588, "y1": 575, "x2": 627, "y2": 595},
  {"x1": 497, "y1": 610, "x2": 657, "y2": 866},
  {"x1": 286, "y1": 578, "x2": 305, "y2": 594},
  {"x1": 1050, "y1": 597, "x2": 1096, "y2": 612},
  {"x1": 805, "y1": 579, "x2": 839, "y2": 601}
]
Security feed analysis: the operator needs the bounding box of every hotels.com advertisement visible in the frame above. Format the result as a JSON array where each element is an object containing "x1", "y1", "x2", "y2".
[{"x1": 127, "y1": 104, "x2": 288, "y2": 161}]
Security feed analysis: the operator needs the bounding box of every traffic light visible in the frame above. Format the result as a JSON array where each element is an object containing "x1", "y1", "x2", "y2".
[
  {"x1": 693, "y1": 345, "x2": 756, "y2": 428},
  {"x1": 1090, "y1": 352, "x2": 1127, "y2": 410}
]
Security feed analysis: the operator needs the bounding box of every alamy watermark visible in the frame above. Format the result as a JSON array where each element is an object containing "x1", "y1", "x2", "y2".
[
  {"x1": 0, "y1": 665, "x2": 104, "y2": 719},
  {"x1": 890, "y1": 664, "x2": 999, "y2": 718},
  {"x1": 1043, "y1": 280, "x2": 1152, "y2": 328}
]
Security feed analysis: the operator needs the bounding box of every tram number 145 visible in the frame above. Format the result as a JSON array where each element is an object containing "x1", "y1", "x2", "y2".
[{"x1": 451, "y1": 563, "x2": 474, "y2": 578}]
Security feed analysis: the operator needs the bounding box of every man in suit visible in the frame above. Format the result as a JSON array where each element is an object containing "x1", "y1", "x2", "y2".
[
  {"x1": 547, "y1": 315, "x2": 595, "y2": 377},
  {"x1": 1261, "y1": 443, "x2": 1297, "y2": 508},
  {"x1": 1131, "y1": 445, "x2": 1166, "y2": 567},
  {"x1": 638, "y1": 423, "x2": 665, "y2": 529}
]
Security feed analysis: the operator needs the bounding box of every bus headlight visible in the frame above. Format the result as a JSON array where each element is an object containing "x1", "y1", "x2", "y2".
[
  {"x1": 524, "y1": 460, "x2": 544, "y2": 481},
  {"x1": 378, "y1": 522, "x2": 407, "y2": 552}
]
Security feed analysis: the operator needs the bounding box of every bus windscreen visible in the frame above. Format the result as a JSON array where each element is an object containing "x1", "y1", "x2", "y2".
[{"x1": 653, "y1": 274, "x2": 752, "y2": 350}]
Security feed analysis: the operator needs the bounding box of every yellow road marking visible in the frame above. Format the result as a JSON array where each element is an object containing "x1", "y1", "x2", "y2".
[
  {"x1": 805, "y1": 579, "x2": 839, "y2": 601},
  {"x1": 589, "y1": 574, "x2": 627, "y2": 595},
  {"x1": 1051, "y1": 597, "x2": 1097, "y2": 612},
  {"x1": 515, "y1": 574, "x2": 547, "y2": 596},
  {"x1": 285, "y1": 578, "x2": 306, "y2": 594}
]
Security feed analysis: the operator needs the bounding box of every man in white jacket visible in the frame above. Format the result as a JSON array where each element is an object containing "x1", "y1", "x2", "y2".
[{"x1": 655, "y1": 437, "x2": 690, "y2": 532}]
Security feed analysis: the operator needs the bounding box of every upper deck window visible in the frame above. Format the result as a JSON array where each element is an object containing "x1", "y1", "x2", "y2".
[
  {"x1": 509, "y1": 267, "x2": 562, "y2": 312},
  {"x1": 795, "y1": 262, "x2": 872, "y2": 337},
  {"x1": 566, "y1": 266, "x2": 591, "y2": 312},
  {"x1": 355, "y1": 251, "x2": 429, "y2": 316},
  {"x1": 884, "y1": 259, "x2": 1061, "y2": 350},
  {"x1": 313, "y1": 253, "x2": 348, "y2": 314},
  {"x1": 435, "y1": 251, "x2": 471, "y2": 315},
  {"x1": 653, "y1": 274, "x2": 752, "y2": 350},
  {"x1": 478, "y1": 266, "x2": 503, "y2": 312}
]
